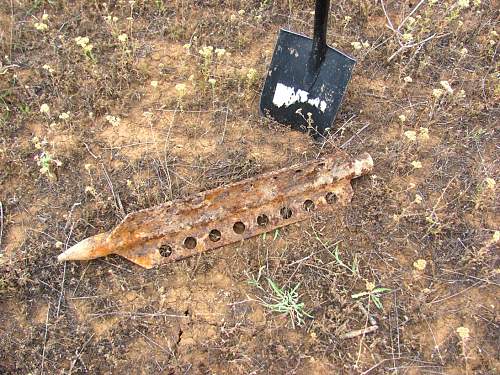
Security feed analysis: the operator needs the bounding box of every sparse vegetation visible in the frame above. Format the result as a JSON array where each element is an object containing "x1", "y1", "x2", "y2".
[
  {"x1": 0, "y1": 0, "x2": 497, "y2": 373},
  {"x1": 247, "y1": 266, "x2": 312, "y2": 328}
]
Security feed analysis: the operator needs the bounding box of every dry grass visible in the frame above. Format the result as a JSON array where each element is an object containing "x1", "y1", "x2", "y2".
[{"x1": 0, "y1": 0, "x2": 498, "y2": 374}]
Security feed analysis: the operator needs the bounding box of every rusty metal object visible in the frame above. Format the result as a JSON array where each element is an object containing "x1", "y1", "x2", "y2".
[{"x1": 58, "y1": 153, "x2": 373, "y2": 268}]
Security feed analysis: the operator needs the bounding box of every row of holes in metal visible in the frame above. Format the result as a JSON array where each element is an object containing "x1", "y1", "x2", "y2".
[{"x1": 158, "y1": 192, "x2": 338, "y2": 257}]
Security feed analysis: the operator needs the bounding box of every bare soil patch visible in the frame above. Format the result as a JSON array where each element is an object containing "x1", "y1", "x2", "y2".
[{"x1": 0, "y1": 1, "x2": 498, "y2": 374}]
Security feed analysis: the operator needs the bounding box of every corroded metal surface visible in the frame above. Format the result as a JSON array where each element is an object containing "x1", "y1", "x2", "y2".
[{"x1": 58, "y1": 153, "x2": 373, "y2": 268}]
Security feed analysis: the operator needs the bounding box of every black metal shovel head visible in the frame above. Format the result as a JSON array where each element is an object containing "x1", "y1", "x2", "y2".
[{"x1": 260, "y1": 29, "x2": 356, "y2": 137}]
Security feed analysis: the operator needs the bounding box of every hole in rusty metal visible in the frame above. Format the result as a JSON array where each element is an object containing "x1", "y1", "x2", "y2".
[
  {"x1": 233, "y1": 221, "x2": 246, "y2": 234},
  {"x1": 325, "y1": 192, "x2": 338, "y2": 204},
  {"x1": 183, "y1": 237, "x2": 197, "y2": 249},
  {"x1": 209, "y1": 229, "x2": 221, "y2": 242},
  {"x1": 159, "y1": 244, "x2": 172, "y2": 257},
  {"x1": 257, "y1": 214, "x2": 269, "y2": 227},
  {"x1": 303, "y1": 200, "x2": 315, "y2": 211},
  {"x1": 280, "y1": 207, "x2": 293, "y2": 219}
]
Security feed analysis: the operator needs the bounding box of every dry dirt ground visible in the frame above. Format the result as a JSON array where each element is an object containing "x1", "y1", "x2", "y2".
[{"x1": 0, "y1": 1, "x2": 498, "y2": 374}]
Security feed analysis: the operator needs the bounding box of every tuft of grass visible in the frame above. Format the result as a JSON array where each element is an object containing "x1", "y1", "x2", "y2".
[{"x1": 248, "y1": 267, "x2": 312, "y2": 328}]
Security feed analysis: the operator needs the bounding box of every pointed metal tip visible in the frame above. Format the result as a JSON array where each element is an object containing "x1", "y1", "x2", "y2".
[
  {"x1": 57, "y1": 232, "x2": 112, "y2": 262},
  {"x1": 57, "y1": 252, "x2": 69, "y2": 262}
]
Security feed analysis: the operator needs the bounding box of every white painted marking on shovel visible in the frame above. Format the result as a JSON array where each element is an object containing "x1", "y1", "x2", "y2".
[{"x1": 272, "y1": 83, "x2": 327, "y2": 113}]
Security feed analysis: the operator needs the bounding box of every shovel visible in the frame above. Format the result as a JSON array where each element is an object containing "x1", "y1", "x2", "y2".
[{"x1": 260, "y1": 0, "x2": 355, "y2": 137}]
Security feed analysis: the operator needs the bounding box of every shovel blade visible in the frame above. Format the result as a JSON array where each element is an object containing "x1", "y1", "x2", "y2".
[{"x1": 260, "y1": 29, "x2": 355, "y2": 137}]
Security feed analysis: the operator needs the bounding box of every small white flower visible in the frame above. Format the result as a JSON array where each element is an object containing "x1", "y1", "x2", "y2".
[
  {"x1": 34, "y1": 22, "x2": 48, "y2": 31},
  {"x1": 42, "y1": 64, "x2": 55, "y2": 73},
  {"x1": 58, "y1": 112, "x2": 70, "y2": 120},
  {"x1": 399, "y1": 114, "x2": 407, "y2": 123},
  {"x1": 456, "y1": 326, "x2": 470, "y2": 339},
  {"x1": 365, "y1": 281, "x2": 375, "y2": 291},
  {"x1": 85, "y1": 186, "x2": 97, "y2": 196},
  {"x1": 402, "y1": 33, "x2": 413, "y2": 42},
  {"x1": 440, "y1": 80, "x2": 454, "y2": 94},
  {"x1": 404, "y1": 130, "x2": 417, "y2": 141},
  {"x1": 411, "y1": 160, "x2": 423, "y2": 169},
  {"x1": 83, "y1": 44, "x2": 93, "y2": 53},
  {"x1": 40, "y1": 103, "x2": 50, "y2": 114},
  {"x1": 105, "y1": 114, "x2": 121, "y2": 127},
  {"x1": 246, "y1": 68, "x2": 258, "y2": 82},
  {"x1": 457, "y1": 0, "x2": 470, "y2": 8},
  {"x1": 150, "y1": 80, "x2": 159, "y2": 88},
  {"x1": 117, "y1": 33, "x2": 128, "y2": 43},
  {"x1": 432, "y1": 88, "x2": 444, "y2": 98},
  {"x1": 208, "y1": 78, "x2": 217, "y2": 86},
  {"x1": 404, "y1": 76, "x2": 413, "y2": 83},
  {"x1": 413, "y1": 258, "x2": 427, "y2": 270},
  {"x1": 75, "y1": 36, "x2": 90, "y2": 47},
  {"x1": 460, "y1": 47, "x2": 468, "y2": 55},
  {"x1": 351, "y1": 41, "x2": 362, "y2": 50},
  {"x1": 414, "y1": 194, "x2": 423, "y2": 204},
  {"x1": 42, "y1": 13, "x2": 49, "y2": 21},
  {"x1": 215, "y1": 48, "x2": 226, "y2": 57},
  {"x1": 199, "y1": 46, "x2": 214, "y2": 58},
  {"x1": 418, "y1": 127, "x2": 430, "y2": 141},
  {"x1": 238, "y1": 9, "x2": 245, "y2": 15},
  {"x1": 484, "y1": 177, "x2": 496, "y2": 190},
  {"x1": 175, "y1": 83, "x2": 187, "y2": 97}
]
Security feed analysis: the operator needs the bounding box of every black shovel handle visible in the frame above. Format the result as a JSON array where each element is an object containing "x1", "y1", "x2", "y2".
[{"x1": 310, "y1": 0, "x2": 330, "y2": 71}]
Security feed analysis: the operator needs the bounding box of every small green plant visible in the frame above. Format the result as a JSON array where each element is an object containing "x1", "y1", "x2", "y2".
[
  {"x1": 247, "y1": 267, "x2": 312, "y2": 328},
  {"x1": 36, "y1": 151, "x2": 62, "y2": 179},
  {"x1": 155, "y1": 0, "x2": 165, "y2": 10},
  {"x1": 332, "y1": 244, "x2": 359, "y2": 276},
  {"x1": 32, "y1": 137, "x2": 62, "y2": 179},
  {"x1": 352, "y1": 282, "x2": 391, "y2": 310},
  {"x1": 19, "y1": 103, "x2": 30, "y2": 114},
  {"x1": 74, "y1": 36, "x2": 95, "y2": 62},
  {"x1": 198, "y1": 46, "x2": 214, "y2": 79},
  {"x1": 245, "y1": 68, "x2": 259, "y2": 89}
]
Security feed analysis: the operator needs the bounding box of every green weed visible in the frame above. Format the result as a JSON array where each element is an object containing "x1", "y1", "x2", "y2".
[
  {"x1": 331, "y1": 244, "x2": 359, "y2": 276},
  {"x1": 248, "y1": 267, "x2": 312, "y2": 328},
  {"x1": 352, "y1": 285, "x2": 391, "y2": 310}
]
